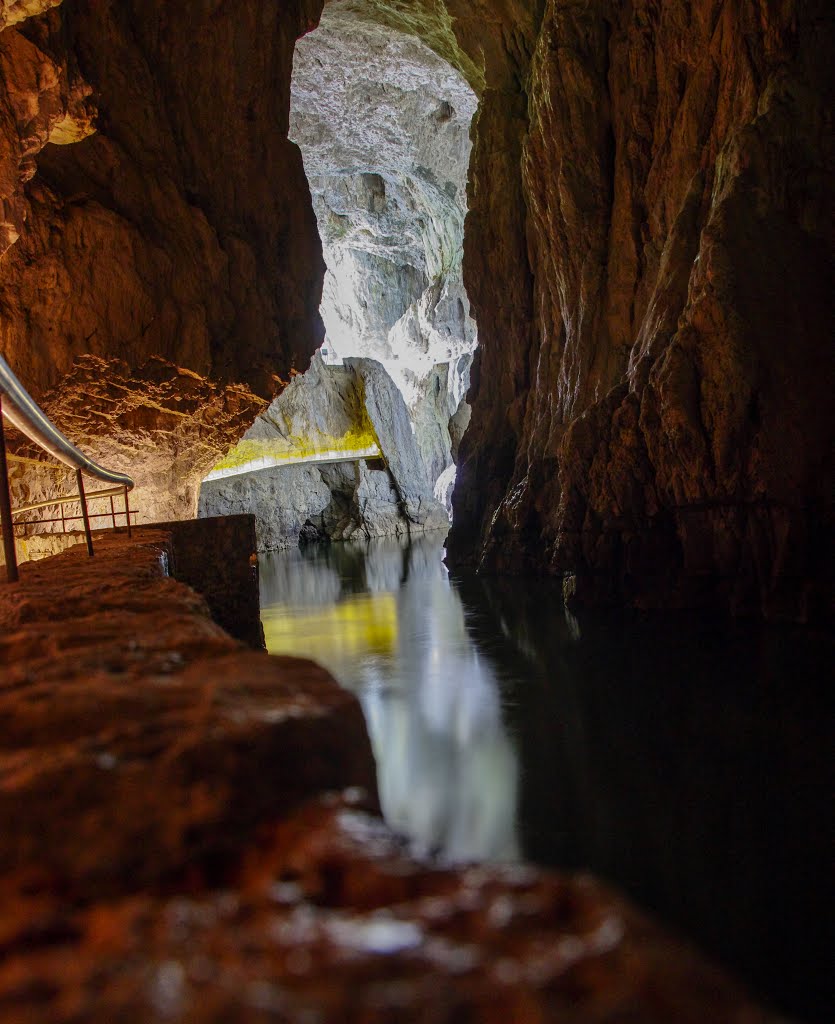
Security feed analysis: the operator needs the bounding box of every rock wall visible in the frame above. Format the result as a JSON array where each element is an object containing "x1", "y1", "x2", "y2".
[
  {"x1": 199, "y1": 356, "x2": 449, "y2": 549},
  {"x1": 0, "y1": 1, "x2": 94, "y2": 258},
  {"x1": 0, "y1": 0, "x2": 324, "y2": 520},
  {"x1": 7, "y1": 354, "x2": 265, "y2": 524},
  {"x1": 290, "y1": 2, "x2": 478, "y2": 411},
  {"x1": 1, "y1": 0, "x2": 325, "y2": 396},
  {"x1": 447, "y1": 0, "x2": 834, "y2": 620}
]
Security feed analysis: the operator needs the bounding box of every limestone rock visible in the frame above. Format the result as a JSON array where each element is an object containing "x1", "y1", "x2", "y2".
[
  {"x1": 0, "y1": 9, "x2": 94, "y2": 257},
  {"x1": 0, "y1": 789, "x2": 779, "y2": 1023},
  {"x1": 413, "y1": 363, "x2": 456, "y2": 492},
  {"x1": 0, "y1": 0, "x2": 62, "y2": 31},
  {"x1": 290, "y1": 2, "x2": 477, "y2": 409},
  {"x1": 0, "y1": 528, "x2": 377, "y2": 895},
  {"x1": 410, "y1": 359, "x2": 472, "y2": 515},
  {"x1": 247, "y1": 352, "x2": 364, "y2": 453},
  {"x1": 347, "y1": 357, "x2": 449, "y2": 531},
  {"x1": 199, "y1": 356, "x2": 448, "y2": 548},
  {"x1": 0, "y1": 432, "x2": 784, "y2": 1024},
  {"x1": 199, "y1": 449, "x2": 434, "y2": 553},
  {"x1": 0, "y1": 0, "x2": 324, "y2": 410},
  {"x1": 200, "y1": 462, "x2": 333, "y2": 551},
  {"x1": 7, "y1": 355, "x2": 266, "y2": 524},
  {"x1": 0, "y1": 0, "x2": 830, "y2": 624}
]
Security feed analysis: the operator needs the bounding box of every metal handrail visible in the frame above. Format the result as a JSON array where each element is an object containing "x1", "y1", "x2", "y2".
[
  {"x1": 0, "y1": 353, "x2": 136, "y2": 582},
  {"x1": 0, "y1": 354, "x2": 134, "y2": 489},
  {"x1": 12, "y1": 484, "x2": 129, "y2": 518}
]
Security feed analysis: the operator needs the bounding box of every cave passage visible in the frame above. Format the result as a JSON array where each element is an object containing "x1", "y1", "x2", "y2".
[{"x1": 288, "y1": 3, "x2": 478, "y2": 516}]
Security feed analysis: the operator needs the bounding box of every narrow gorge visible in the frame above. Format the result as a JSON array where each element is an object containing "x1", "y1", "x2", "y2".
[{"x1": 200, "y1": 3, "x2": 478, "y2": 546}]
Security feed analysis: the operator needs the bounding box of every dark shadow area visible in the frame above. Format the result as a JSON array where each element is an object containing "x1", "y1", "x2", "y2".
[
  {"x1": 458, "y1": 573, "x2": 833, "y2": 1024},
  {"x1": 261, "y1": 535, "x2": 833, "y2": 1023}
]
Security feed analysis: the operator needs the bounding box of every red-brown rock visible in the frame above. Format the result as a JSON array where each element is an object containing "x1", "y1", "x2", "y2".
[
  {"x1": 0, "y1": 793, "x2": 778, "y2": 1024},
  {"x1": 6, "y1": 354, "x2": 267, "y2": 523},
  {"x1": 448, "y1": 0, "x2": 834, "y2": 620},
  {"x1": 0, "y1": 529, "x2": 377, "y2": 897},
  {"x1": 0, "y1": 523, "x2": 780, "y2": 1023}
]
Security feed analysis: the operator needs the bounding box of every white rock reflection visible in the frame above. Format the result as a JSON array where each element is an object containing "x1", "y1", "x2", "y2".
[{"x1": 261, "y1": 535, "x2": 519, "y2": 862}]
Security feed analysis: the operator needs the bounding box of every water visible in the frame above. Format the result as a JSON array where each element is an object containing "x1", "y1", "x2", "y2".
[{"x1": 260, "y1": 533, "x2": 832, "y2": 1022}]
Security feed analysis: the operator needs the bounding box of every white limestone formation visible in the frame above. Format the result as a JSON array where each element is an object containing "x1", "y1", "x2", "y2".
[{"x1": 289, "y1": 3, "x2": 477, "y2": 509}]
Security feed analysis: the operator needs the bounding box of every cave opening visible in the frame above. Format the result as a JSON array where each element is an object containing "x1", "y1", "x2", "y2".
[
  {"x1": 289, "y1": 4, "x2": 477, "y2": 518},
  {"x1": 198, "y1": 4, "x2": 477, "y2": 545},
  {"x1": 1, "y1": 1, "x2": 832, "y2": 1021}
]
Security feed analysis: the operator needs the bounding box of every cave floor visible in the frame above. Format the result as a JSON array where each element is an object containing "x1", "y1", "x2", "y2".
[{"x1": 0, "y1": 526, "x2": 777, "y2": 1022}]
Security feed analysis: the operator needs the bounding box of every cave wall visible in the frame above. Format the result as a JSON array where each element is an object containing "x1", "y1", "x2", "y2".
[
  {"x1": 1, "y1": 0, "x2": 325, "y2": 395},
  {"x1": 198, "y1": 354, "x2": 449, "y2": 549},
  {"x1": 0, "y1": 0, "x2": 326, "y2": 521},
  {"x1": 290, "y1": 7, "x2": 477, "y2": 384},
  {"x1": 288, "y1": 3, "x2": 478, "y2": 511},
  {"x1": 446, "y1": 0, "x2": 834, "y2": 619}
]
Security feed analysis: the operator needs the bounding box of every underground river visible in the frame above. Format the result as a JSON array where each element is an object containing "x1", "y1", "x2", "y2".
[{"x1": 259, "y1": 533, "x2": 831, "y2": 1022}]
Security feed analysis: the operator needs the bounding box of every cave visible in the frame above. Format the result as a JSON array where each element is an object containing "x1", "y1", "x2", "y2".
[{"x1": 0, "y1": 2, "x2": 832, "y2": 1023}]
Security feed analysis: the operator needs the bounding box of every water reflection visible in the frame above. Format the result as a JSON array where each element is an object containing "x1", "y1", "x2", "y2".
[
  {"x1": 260, "y1": 535, "x2": 832, "y2": 1024},
  {"x1": 260, "y1": 535, "x2": 519, "y2": 861}
]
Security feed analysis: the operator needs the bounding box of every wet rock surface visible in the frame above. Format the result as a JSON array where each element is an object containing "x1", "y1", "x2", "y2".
[
  {"x1": 0, "y1": 795, "x2": 779, "y2": 1024},
  {"x1": 0, "y1": 529, "x2": 375, "y2": 896}
]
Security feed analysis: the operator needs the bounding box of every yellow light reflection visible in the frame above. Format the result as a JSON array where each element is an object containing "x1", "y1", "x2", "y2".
[{"x1": 262, "y1": 592, "x2": 398, "y2": 666}]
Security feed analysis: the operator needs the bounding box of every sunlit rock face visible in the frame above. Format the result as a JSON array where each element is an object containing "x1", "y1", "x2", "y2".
[
  {"x1": 199, "y1": 355, "x2": 449, "y2": 549},
  {"x1": 290, "y1": 0, "x2": 478, "y2": 503}
]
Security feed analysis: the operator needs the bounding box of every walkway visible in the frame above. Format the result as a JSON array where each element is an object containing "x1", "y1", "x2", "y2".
[{"x1": 202, "y1": 442, "x2": 382, "y2": 483}]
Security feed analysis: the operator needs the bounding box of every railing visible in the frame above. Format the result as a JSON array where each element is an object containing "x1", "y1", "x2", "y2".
[{"x1": 0, "y1": 353, "x2": 135, "y2": 583}]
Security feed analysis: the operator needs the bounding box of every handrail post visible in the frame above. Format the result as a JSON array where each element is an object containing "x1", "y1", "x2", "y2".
[
  {"x1": 0, "y1": 394, "x2": 20, "y2": 582},
  {"x1": 109, "y1": 493, "x2": 117, "y2": 529},
  {"x1": 75, "y1": 468, "x2": 94, "y2": 557},
  {"x1": 124, "y1": 485, "x2": 132, "y2": 538}
]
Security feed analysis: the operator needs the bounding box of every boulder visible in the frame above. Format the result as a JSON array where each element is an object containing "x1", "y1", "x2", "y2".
[{"x1": 347, "y1": 357, "x2": 449, "y2": 531}]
